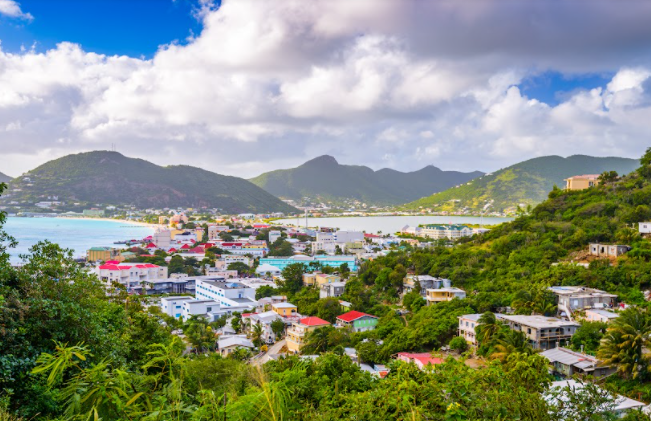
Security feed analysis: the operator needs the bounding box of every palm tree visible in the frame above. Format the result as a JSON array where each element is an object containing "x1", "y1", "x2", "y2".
[
  {"x1": 598, "y1": 307, "x2": 651, "y2": 379},
  {"x1": 475, "y1": 312, "x2": 502, "y2": 346},
  {"x1": 490, "y1": 330, "x2": 533, "y2": 362},
  {"x1": 251, "y1": 323, "x2": 264, "y2": 347},
  {"x1": 302, "y1": 326, "x2": 332, "y2": 354}
]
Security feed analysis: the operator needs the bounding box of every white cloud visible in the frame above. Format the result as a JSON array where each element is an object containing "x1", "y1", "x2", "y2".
[
  {"x1": 1, "y1": 0, "x2": 651, "y2": 178},
  {"x1": 0, "y1": 0, "x2": 32, "y2": 20}
]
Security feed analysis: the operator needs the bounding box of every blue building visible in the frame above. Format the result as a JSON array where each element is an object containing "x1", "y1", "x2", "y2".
[{"x1": 259, "y1": 255, "x2": 358, "y2": 272}]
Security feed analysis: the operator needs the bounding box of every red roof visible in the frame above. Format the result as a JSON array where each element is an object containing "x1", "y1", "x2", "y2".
[
  {"x1": 397, "y1": 352, "x2": 443, "y2": 366},
  {"x1": 145, "y1": 264, "x2": 158, "y2": 268},
  {"x1": 221, "y1": 242, "x2": 243, "y2": 247},
  {"x1": 364, "y1": 233, "x2": 380, "y2": 238},
  {"x1": 168, "y1": 248, "x2": 177, "y2": 252},
  {"x1": 99, "y1": 264, "x2": 120, "y2": 270},
  {"x1": 189, "y1": 247, "x2": 205, "y2": 253},
  {"x1": 337, "y1": 310, "x2": 377, "y2": 322},
  {"x1": 180, "y1": 244, "x2": 191, "y2": 249},
  {"x1": 191, "y1": 239, "x2": 196, "y2": 243},
  {"x1": 299, "y1": 317, "x2": 330, "y2": 327},
  {"x1": 135, "y1": 264, "x2": 148, "y2": 268},
  {"x1": 145, "y1": 242, "x2": 157, "y2": 248},
  {"x1": 105, "y1": 260, "x2": 120, "y2": 264},
  {"x1": 118, "y1": 265, "x2": 131, "y2": 269}
]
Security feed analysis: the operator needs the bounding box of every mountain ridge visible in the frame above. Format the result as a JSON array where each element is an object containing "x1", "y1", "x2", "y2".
[
  {"x1": 250, "y1": 155, "x2": 484, "y2": 205},
  {"x1": 1, "y1": 151, "x2": 296, "y2": 214},
  {"x1": 402, "y1": 154, "x2": 640, "y2": 213}
]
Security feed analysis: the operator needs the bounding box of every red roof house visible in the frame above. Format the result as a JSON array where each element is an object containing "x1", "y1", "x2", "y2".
[
  {"x1": 299, "y1": 317, "x2": 330, "y2": 327},
  {"x1": 396, "y1": 352, "x2": 443, "y2": 370},
  {"x1": 336, "y1": 311, "x2": 378, "y2": 332}
]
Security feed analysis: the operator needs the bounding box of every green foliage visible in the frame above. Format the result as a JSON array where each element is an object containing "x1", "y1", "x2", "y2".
[
  {"x1": 250, "y1": 154, "x2": 481, "y2": 206},
  {"x1": 598, "y1": 308, "x2": 651, "y2": 380},
  {"x1": 277, "y1": 263, "x2": 306, "y2": 294},
  {"x1": 448, "y1": 337, "x2": 468, "y2": 353},
  {"x1": 571, "y1": 321, "x2": 608, "y2": 353},
  {"x1": 1, "y1": 151, "x2": 296, "y2": 213},
  {"x1": 403, "y1": 155, "x2": 639, "y2": 213}
]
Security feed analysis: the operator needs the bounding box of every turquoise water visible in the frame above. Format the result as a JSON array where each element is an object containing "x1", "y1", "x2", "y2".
[
  {"x1": 275, "y1": 215, "x2": 513, "y2": 234},
  {"x1": 4, "y1": 217, "x2": 154, "y2": 263}
]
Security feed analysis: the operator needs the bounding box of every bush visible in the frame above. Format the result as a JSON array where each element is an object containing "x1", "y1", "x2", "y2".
[{"x1": 449, "y1": 336, "x2": 469, "y2": 353}]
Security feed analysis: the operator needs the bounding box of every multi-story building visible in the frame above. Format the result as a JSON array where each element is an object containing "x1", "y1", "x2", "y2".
[
  {"x1": 152, "y1": 229, "x2": 172, "y2": 249},
  {"x1": 320, "y1": 282, "x2": 346, "y2": 299},
  {"x1": 458, "y1": 314, "x2": 483, "y2": 345},
  {"x1": 425, "y1": 287, "x2": 466, "y2": 304},
  {"x1": 260, "y1": 255, "x2": 358, "y2": 271},
  {"x1": 269, "y1": 230, "x2": 282, "y2": 244},
  {"x1": 403, "y1": 275, "x2": 452, "y2": 296},
  {"x1": 499, "y1": 315, "x2": 580, "y2": 350},
  {"x1": 303, "y1": 272, "x2": 341, "y2": 287},
  {"x1": 195, "y1": 278, "x2": 257, "y2": 309},
  {"x1": 336, "y1": 311, "x2": 378, "y2": 332},
  {"x1": 96, "y1": 263, "x2": 168, "y2": 288},
  {"x1": 160, "y1": 296, "x2": 194, "y2": 318},
  {"x1": 548, "y1": 286, "x2": 617, "y2": 320},
  {"x1": 313, "y1": 232, "x2": 336, "y2": 254},
  {"x1": 181, "y1": 299, "x2": 219, "y2": 320},
  {"x1": 87, "y1": 247, "x2": 122, "y2": 263},
  {"x1": 207, "y1": 225, "x2": 229, "y2": 240},
  {"x1": 223, "y1": 255, "x2": 253, "y2": 267},
  {"x1": 421, "y1": 224, "x2": 473, "y2": 240},
  {"x1": 143, "y1": 276, "x2": 195, "y2": 295},
  {"x1": 334, "y1": 230, "x2": 364, "y2": 243},
  {"x1": 257, "y1": 295, "x2": 288, "y2": 312},
  {"x1": 249, "y1": 311, "x2": 283, "y2": 343},
  {"x1": 286, "y1": 317, "x2": 330, "y2": 353},
  {"x1": 564, "y1": 174, "x2": 600, "y2": 190}
]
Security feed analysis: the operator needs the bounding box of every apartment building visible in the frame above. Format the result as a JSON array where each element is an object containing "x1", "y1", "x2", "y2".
[
  {"x1": 320, "y1": 282, "x2": 346, "y2": 299},
  {"x1": 195, "y1": 278, "x2": 257, "y2": 309},
  {"x1": 96, "y1": 262, "x2": 168, "y2": 288},
  {"x1": 160, "y1": 296, "x2": 194, "y2": 318},
  {"x1": 87, "y1": 247, "x2": 122, "y2": 263},
  {"x1": 548, "y1": 286, "x2": 617, "y2": 320},
  {"x1": 313, "y1": 232, "x2": 336, "y2": 254},
  {"x1": 286, "y1": 317, "x2": 330, "y2": 353},
  {"x1": 421, "y1": 224, "x2": 473, "y2": 240},
  {"x1": 269, "y1": 230, "x2": 282, "y2": 244},
  {"x1": 499, "y1": 315, "x2": 580, "y2": 350}
]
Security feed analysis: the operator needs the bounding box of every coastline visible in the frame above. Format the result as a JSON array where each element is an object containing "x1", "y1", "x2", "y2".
[{"x1": 52, "y1": 216, "x2": 160, "y2": 229}]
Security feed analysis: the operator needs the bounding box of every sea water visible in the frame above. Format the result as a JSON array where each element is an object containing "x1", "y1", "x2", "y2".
[{"x1": 3, "y1": 217, "x2": 154, "y2": 263}]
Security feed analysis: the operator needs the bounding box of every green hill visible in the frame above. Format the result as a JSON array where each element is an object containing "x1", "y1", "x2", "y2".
[
  {"x1": 250, "y1": 155, "x2": 483, "y2": 205},
  {"x1": 403, "y1": 155, "x2": 639, "y2": 213},
  {"x1": 2, "y1": 151, "x2": 296, "y2": 214},
  {"x1": 0, "y1": 172, "x2": 11, "y2": 183}
]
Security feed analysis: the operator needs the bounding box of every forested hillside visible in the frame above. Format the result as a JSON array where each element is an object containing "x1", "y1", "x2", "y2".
[
  {"x1": 4, "y1": 150, "x2": 651, "y2": 419},
  {"x1": 251, "y1": 155, "x2": 483, "y2": 205},
  {"x1": 1, "y1": 151, "x2": 296, "y2": 214},
  {"x1": 403, "y1": 155, "x2": 639, "y2": 213}
]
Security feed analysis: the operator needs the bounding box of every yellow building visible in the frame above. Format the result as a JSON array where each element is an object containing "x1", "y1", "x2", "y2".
[
  {"x1": 286, "y1": 317, "x2": 330, "y2": 353},
  {"x1": 564, "y1": 174, "x2": 600, "y2": 190},
  {"x1": 425, "y1": 287, "x2": 466, "y2": 305},
  {"x1": 87, "y1": 247, "x2": 122, "y2": 263},
  {"x1": 272, "y1": 302, "x2": 298, "y2": 317},
  {"x1": 303, "y1": 273, "x2": 341, "y2": 287},
  {"x1": 303, "y1": 273, "x2": 317, "y2": 286}
]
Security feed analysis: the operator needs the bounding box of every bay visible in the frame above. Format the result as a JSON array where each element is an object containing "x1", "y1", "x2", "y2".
[
  {"x1": 4, "y1": 217, "x2": 155, "y2": 263},
  {"x1": 274, "y1": 215, "x2": 513, "y2": 234}
]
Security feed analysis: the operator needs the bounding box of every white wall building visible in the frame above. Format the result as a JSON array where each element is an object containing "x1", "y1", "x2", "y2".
[
  {"x1": 334, "y1": 230, "x2": 364, "y2": 243},
  {"x1": 153, "y1": 229, "x2": 172, "y2": 249},
  {"x1": 195, "y1": 278, "x2": 257, "y2": 309},
  {"x1": 96, "y1": 263, "x2": 168, "y2": 288},
  {"x1": 313, "y1": 232, "x2": 336, "y2": 254},
  {"x1": 269, "y1": 230, "x2": 282, "y2": 244},
  {"x1": 160, "y1": 296, "x2": 194, "y2": 318}
]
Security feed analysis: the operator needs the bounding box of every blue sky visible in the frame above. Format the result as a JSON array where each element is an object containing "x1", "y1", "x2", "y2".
[
  {"x1": 0, "y1": 0, "x2": 650, "y2": 177},
  {"x1": 0, "y1": 0, "x2": 209, "y2": 58}
]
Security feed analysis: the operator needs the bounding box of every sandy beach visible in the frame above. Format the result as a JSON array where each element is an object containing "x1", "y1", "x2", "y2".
[{"x1": 56, "y1": 216, "x2": 161, "y2": 229}]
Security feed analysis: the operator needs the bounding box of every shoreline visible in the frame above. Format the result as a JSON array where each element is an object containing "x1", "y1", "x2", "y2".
[{"x1": 21, "y1": 215, "x2": 161, "y2": 229}]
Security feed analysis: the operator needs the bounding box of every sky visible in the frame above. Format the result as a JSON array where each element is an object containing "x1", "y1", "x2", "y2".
[{"x1": 1, "y1": 0, "x2": 651, "y2": 178}]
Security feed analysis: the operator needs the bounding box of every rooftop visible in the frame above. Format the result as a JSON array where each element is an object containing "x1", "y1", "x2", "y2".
[
  {"x1": 272, "y1": 302, "x2": 297, "y2": 309},
  {"x1": 548, "y1": 286, "x2": 617, "y2": 298},
  {"x1": 299, "y1": 316, "x2": 330, "y2": 327},
  {"x1": 337, "y1": 310, "x2": 377, "y2": 322},
  {"x1": 500, "y1": 315, "x2": 580, "y2": 329}
]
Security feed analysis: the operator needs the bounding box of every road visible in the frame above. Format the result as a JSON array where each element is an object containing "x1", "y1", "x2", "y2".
[{"x1": 253, "y1": 339, "x2": 286, "y2": 365}]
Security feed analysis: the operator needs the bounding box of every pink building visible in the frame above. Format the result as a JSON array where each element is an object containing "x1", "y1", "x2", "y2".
[{"x1": 395, "y1": 352, "x2": 443, "y2": 370}]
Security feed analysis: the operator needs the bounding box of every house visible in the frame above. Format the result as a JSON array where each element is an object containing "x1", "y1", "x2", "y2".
[
  {"x1": 499, "y1": 315, "x2": 580, "y2": 350},
  {"x1": 458, "y1": 313, "x2": 506, "y2": 345},
  {"x1": 403, "y1": 275, "x2": 452, "y2": 296},
  {"x1": 540, "y1": 347, "x2": 616, "y2": 379},
  {"x1": 269, "y1": 230, "x2": 282, "y2": 244},
  {"x1": 87, "y1": 247, "x2": 122, "y2": 263},
  {"x1": 160, "y1": 296, "x2": 194, "y2": 318},
  {"x1": 564, "y1": 174, "x2": 600, "y2": 190},
  {"x1": 421, "y1": 224, "x2": 473, "y2": 240},
  {"x1": 249, "y1": 311, "x2": 283, "y2": 343},
  {"x1": 584, "y1": 309, "x2": 619, "y2": 323},
  {"x1": 286, "y1": 317, "x2": 330, "y2": 353},
  {"x1": 257, "y1": 295, "x2": 288, "y2": 312},
  {"x1": 588, "y1": 243, "x2": 630, "y2": 258},
  {"x1": 546, "y1": 380, "x2": 645, "y2": 417},
  {"x1": 339, "y1": 300, "x2": 352, "y2": 311},
  {"x1": 217, "y1": 336, "x2": 255, "y2": 356},
  {"x1": 271, "y1": 302, "x2": 298, "y2": 317},
  {"x1": 426, "y1": 287, "x2": 466, "y2": 304},
  {"x1": 395, "y1": 352, "x2": 443, "y2": 370},
  {"x1": 336, "y1": 311, "x2": 378, "y2": 332},
  {"x1": 320, "y1": 282, "x2": 346, "y2": 299},
  {"x1": 548, "y1": 286, "x2": 617, "y2": 321},
  {"x1": 639, "y1": 222, "x2": 651, "y2": 234},
  {"x1": 181, "y1": 300, "x2": 219, "y2": 320},
  {"x1": 307, "y1": 273, "x2": 341, "y2": 287},
  {"x1": 255, "y1": 263, "x2": 282, "y2": 276}
]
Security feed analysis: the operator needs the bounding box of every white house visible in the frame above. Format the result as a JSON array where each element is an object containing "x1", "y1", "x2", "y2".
[
  {"x1": 269, "y1": 230, "x2": 282, "y2": 244},
  {"x1": 195, "y1": 279, "x2": 257, "y2": 309},
  {"x1": 218, "y1": 336, "x2": 255, "y2": 356},
  {"x1": 249, "y1": 310, "x2": 283, "y2": 343},
  {"x1": 640, "y1": 222, "x2": 651, "y2": 234}
]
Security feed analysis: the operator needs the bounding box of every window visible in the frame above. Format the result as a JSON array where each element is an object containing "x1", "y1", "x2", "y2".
[{"x1": 527, "y1": 328, "x2": 531, "y2": 334}]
